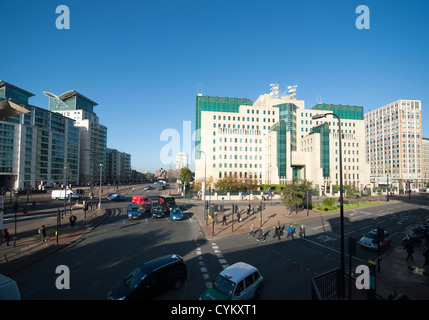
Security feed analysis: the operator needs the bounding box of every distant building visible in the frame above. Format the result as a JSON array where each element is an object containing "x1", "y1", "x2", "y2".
[
  {"x1": 176, "y1": 152, "x2": 188, "y2": 170},
  {"x1": 105, "y1": 148, "x2": 132, "y2": 184}
]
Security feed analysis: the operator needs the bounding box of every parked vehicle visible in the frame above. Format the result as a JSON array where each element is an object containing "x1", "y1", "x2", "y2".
[
  {"x1": 0, "y1": 274, "x2": 21, "y2": 300},
  {"x1": 412, "y1": 220, "x2": 429, "y2": 234},
  {"x1": 127, "y1": 204, "x2": 141, "y2": 220},
  {"x1": 51, "y1": 189, "x2": 81, "y2": 200},
  {"x1": 107, "y1": 193, "x2": 126, "y2": 201},
  {"x1": 107, "y1": 254, "x2": 187, "y2": 300},
  {"x1": 199, "y1": 262, "x2": 264, "y2": 300}
]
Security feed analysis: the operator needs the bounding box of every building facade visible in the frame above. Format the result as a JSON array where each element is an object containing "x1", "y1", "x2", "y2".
[
  {"x1": 364, "y1": 99, "x2": 423, "y2": 190},
  {"x1": 176, "y1": 152, "x2": 188, "y2": 170},
  {"x1": 195, "y1": 85, "x2": 371, "y2": 194},
  {"x1": 47, "y1": 90, "x2": 107, "y2": 186},
  {"x1": 105, "y1": 148, "x2": 132, "y2": 184},
  {"x1": 0, "y1": 81, "x2": 80, "y2": 190}
]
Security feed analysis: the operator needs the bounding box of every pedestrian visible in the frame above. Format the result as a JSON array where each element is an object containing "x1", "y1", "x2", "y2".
[
  {"x1": 253, "y1": 206, "x2": 256, "y2": 215},
  {"x1": 3, "y1": 228, "x2": 10, "y2": 246},
  {"x1": 69, "y1": 214, "x2": 77, "y2": 227},
  {"x1": 256, "y1": 228, "x2": 266, "y2": 242},
  {"x1": 299, "y1": 225, "x2": 305, "y2": 238},
  {"x1": 404, "y1": 239, "x2": 414, "y2": 261},
  {"x1": 273, "y1": 221, "x2": 281, "y2": 240},
  {"x1": 222, "y1": 214, "x2": 227, "y2": 226},
  {"x1": 250, "y1": 224, "x2": 255, "y2": 236},
  {"x1": 23, "y1": 203, "x2": 28, "y2": 215},
  {"x1": 237, "y1": 211, "x2": 241, "y2": 222},
  {"x1": 247, "y1": 204, "x2": 251, "y2": 216},
  {"x1": 423, "y1": 246, "x2": 429, "y2": 266},
  {"x1": 38, "y1": 225, "x2": 47, "y2": 243},
  {"x1": 287, "y1": 224, "x2": 294, "y2": 239}
]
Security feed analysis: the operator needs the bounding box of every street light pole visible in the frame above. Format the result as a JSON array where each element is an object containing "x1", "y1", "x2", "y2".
[
  {"x1": 313, "y1": 112, "x2": 345, "y2": 299},
  {"x1": 99, "y1": 163, "x2": 102, "y2": 209},
  {"x1": 196, "y1": 151, "x2": 207, "y2": 223}
]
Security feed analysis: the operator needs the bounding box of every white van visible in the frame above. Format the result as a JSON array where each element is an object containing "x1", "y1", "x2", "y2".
[
  {"x1": 0, "y1": 274, "x2": 21, "y2": 300},
  {"x1": 51, "y1": 189, "x2": 81, "y2": 200}
]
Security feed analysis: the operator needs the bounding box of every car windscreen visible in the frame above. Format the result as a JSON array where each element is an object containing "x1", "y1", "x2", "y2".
[
  {"x1": 128, "y1": 207, "x2": 139, "y2": 212},
  {"x1": 365, "y1": 233, "x2": 376, "y2": 239},
  {"x1": 113, "y1": 268, "x2": 146, "y2": 298},
  {"x1": 214, "y1": 274, "x2": 236, "y2": 297}
]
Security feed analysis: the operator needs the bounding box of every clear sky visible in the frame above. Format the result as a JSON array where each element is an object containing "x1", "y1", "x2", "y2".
[{"x1": 1, "y1": 0, "x2": 428, "y2": 173}]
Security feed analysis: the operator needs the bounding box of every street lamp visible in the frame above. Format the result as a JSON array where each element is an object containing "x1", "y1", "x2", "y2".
[
  {"x1": 196, "y1": 151, "x2": 207, "y2": 222},
  {"x1": 99, "y1": 163, "x2": 103, "y2": 209},
  {"x1": 312, "y1": 112, "x2": 345, "y2": 298}
]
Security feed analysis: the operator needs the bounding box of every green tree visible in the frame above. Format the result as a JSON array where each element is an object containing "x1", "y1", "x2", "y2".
[
  {"x1": 281, "y1": 179, "x2": 313, "y2": 215},
  {"x1": 180, "y1": 168, "x2": 193, "y2": 193}
]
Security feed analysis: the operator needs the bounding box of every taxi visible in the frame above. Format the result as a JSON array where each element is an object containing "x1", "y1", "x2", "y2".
[
  {"x1": 359, "y1": 228, "x2": 392, "y2": 250},
  {"x1": 199, "y1": 262, "x2": 263, "y2": 300}
]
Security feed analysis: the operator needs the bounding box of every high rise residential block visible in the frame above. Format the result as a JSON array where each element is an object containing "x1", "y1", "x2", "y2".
[
  {"x1": 364, "y1": 99, "x2": 423, "y2": 190},
  {"x1": 0, "y1": 80, "x2": 80, "y2": 190},
  {"x1": 47, "y1": 90, "x2": 107, "y2": 186}
]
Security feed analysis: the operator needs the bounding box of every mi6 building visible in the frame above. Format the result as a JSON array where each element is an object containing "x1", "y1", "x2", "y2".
[{"x1": 194, "y1": 85, "x2": 371, "y2": 194}]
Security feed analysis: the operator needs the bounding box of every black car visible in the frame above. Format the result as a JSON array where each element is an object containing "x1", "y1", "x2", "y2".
[{"x1": 107, "y1": 254, "x2": 187, "y2": 300}]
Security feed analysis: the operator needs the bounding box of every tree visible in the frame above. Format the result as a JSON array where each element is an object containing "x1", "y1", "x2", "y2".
[
  {"x1": 180, "y1": 168, "x2": 193, "y2": 194},
  {"x1": 281, "y1": 179, "x2": 313, "y2": 215}
]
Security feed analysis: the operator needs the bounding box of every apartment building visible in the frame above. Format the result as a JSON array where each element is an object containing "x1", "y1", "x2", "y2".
[
  {"x1": 423, "y1": 137, "x2": 429, "y2": 183},
  {"x1": 195, "y1": 85, "x2": 370, "y2": 193},
  {"x1": 0, "y1": 80, "x2": 80, "y2": 190},
  {"x1": 365, "y1": 99, "x2": 423, "y2": 190},
  {"x1": 105, "y1": 148, "x2": 132, "y2": 184},
  {"x1": 47, "y1": 90, "x2": 107, "y2": 186}
]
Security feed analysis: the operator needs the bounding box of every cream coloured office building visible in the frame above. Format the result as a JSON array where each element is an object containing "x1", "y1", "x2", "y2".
[{"x1": 195, "y1": 87, "x2": 371, "y2": 193}]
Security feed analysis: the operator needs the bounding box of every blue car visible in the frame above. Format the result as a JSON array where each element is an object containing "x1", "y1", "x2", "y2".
[
  {"x1": 171, "y1": 208, "x2": 184, "y2": 221},
  {"x1": 107, "y1": 193, "x2": 126, "y2": 201},
  {"x1": 127, "y1": 204, "x2": 141, "y2": 220}
]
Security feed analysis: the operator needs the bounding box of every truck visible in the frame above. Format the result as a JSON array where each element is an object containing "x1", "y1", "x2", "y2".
[
  {"x1": 0, "y1": 274, "x2": 21, "y2": 300},
  {"x1": 51, "y1": 189, "x2": 81, "y2": 200}
]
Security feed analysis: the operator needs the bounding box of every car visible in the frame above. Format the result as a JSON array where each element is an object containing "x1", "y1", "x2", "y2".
[
  {"x1": 143, "y1": 185, "x2": 152, "y2": 191},
  {"x1": 199, "y1": 262, "x2": 264, "y2": 300},
  {"x1": 359, "y1": 229, "x2": 392, "y2": 250},
  {"x1": 107, "y1": 254, "x2": 187, "y2": 300},
  {"x1": 152, "y1": 209, "x2": 164, "y2": 218},
  {"x1": 107, "y1": 193, "x2": 126, "y2": 201},
  {"x1": 170, "y1": 208, "x2": 184, "y2": 221},
  {"x1": 142, "y1": 203, "x2": 153, "y2": 213},
  {"x1": 127, "y1": 204, "x2": 141, "y2": 220}
]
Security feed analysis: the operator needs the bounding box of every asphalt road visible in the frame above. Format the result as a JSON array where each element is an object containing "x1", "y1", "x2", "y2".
[{"x1": 10, "y1": 187, "x2": 429, "y2": 300}]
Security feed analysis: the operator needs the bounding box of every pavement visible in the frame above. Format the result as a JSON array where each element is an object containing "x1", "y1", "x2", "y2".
[{"x1": 1, "y1": 187, "x2": 428, "y2": 300}]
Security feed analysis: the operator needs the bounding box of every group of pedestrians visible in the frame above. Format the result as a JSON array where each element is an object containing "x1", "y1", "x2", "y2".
[{"x1": 403, "y1": 233, "x2": 429, "y2": 271}]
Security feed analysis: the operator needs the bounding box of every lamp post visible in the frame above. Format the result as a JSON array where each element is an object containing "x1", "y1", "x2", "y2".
[
  {"x1": 196, "y1": 151, "x2": 207, "y2": 223},
  {"x1": 99, "y1": 163, "x2": 103, "y2": 209},
  {"x1": 312, "y1": 112, "x2": 345, "y2": 298}
]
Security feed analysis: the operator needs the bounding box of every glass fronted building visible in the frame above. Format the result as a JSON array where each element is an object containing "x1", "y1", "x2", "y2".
[
  {"x1": 0, "y1": 81, "x2": 80, "y2": 191},
  {"x1": 47, "y1": 90, "x2": 107, "y2": 186}
]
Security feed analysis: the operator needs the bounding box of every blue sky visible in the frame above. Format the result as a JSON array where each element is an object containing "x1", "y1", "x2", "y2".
[{"x1": 1, "y1": 0, "x2": 428, "y2": 173}]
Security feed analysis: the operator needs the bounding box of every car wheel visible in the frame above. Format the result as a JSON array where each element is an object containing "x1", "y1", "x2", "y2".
[{"x1": 173, "y1": 279, "x2": 183, "y2": 289}]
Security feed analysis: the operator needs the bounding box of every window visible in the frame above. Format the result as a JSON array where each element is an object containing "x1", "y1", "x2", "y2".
[{"x1": 245, "y1": 274, "x2": 254, "y2": 288}]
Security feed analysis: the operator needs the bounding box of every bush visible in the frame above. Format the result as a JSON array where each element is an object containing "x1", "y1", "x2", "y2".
[{"x1": 323, "y1": 197, "x2": 335, "y2": 206}]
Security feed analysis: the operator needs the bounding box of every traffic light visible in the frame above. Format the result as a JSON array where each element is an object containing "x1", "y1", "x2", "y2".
[
  {"x1": 377, "y1": 226, "x2": 384, "y2": 244},
  {"x1": 262, "y1": 202, "x2": 266, "y2": 210}
]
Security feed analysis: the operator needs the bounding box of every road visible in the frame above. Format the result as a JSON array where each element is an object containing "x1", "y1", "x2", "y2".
[{"x1": 11, "y1": 187, "x2": 429, "y2": 300}]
